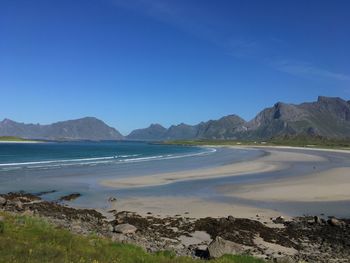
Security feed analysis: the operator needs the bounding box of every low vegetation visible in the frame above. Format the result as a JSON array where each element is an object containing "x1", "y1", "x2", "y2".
[
  {"x1": 0, "y1": 136, "x2": 30, "y2": 142},
  {"x1": 0, "y1": 212, "x2": 265, "y2": 263}
]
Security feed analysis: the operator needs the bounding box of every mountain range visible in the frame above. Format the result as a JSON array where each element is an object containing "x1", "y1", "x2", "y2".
[
  {"x1": 1, "y1": 96, "x2": 350, "y2": 141},
  {"x1": 0, "y1": 117, "x2": 123, "y2": 141}
]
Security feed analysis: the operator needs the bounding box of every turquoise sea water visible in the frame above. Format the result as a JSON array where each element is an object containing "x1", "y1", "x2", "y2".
[
  {"x1": 1, "y1": 142, "x2": 350, "y2": 217},
  {"x1": 0, "y1": 141, "x2": 207, "y2": 172},
  {"x1": 0, "y1": 141, "x2": 258, "y2": 206}
]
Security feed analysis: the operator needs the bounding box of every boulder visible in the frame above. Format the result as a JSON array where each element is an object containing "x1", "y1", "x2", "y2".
[
  {"x1": 208, "y1": 236, "x2": 244, "y2": 258},
  {"x1": 15, "y1": 201, "x2": 23, "y2": 211},
  {"x1": 328, "y1": 217, "x2": 345, "y2": 227},
  {"x1": 227, "y1": 215, "x2": 235, "y2": 221},
  {"x1": 0, "y1": 197, "x2": 6, "y2": 206},
  {"x1": 108, "y1": 224, "x2": 114, "y2": 232},
  {"x1": 59, "y1": 193, "x2": 81, "y2": 202},
  {"x1": 114, "y1": 223, "x2": 137, "y2": 234},
  {"x1": 273, "y1": 216, "x2": 285, "y2": 224},
  {"x1": 314, "y1": 216, "x2": 325, "y2": 225}
]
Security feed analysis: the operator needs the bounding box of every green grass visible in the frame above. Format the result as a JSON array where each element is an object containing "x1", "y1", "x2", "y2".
[
  {"x1": 0, "y1": 136, "x2": 33, "y2": 142},
  {"x1": 0, "y1": 212, "x2": 265, "y2": 263}
]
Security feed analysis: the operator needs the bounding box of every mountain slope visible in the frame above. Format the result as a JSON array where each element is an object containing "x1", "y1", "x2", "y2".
[
  {"x1": 127, "y1": 96, "x2": 350, "y2": 141},
  {"x1": 164, "y1": 123, "x2": 199, "y2": 140},
  {"x1": 2, "y1": 96, "x2": 350, "y2": 141},
  {"x1": 0, "y1": 117, "x2": 123, "y2": 141},
  {"x1": 246, "y1": 96, "x2": 350, "y2": 139},
  {"x1": 126, "y1": 124, "x2": 167, "y2": 141},
  {"x1": 196, "y1": 115, "x2": 247, "y2": 139}
]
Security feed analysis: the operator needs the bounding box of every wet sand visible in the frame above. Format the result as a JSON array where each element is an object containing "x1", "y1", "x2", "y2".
[
  {"x1": 102, "y1": 146, "x2": 350, "y2": 219},
  {"x1": 101, "y1": 149, "x2": 326, "y2": 189}
]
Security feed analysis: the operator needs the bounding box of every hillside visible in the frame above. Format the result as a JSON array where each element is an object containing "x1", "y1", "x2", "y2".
[
  {"x1": 0, "y1": 117, "x2": 123, "y2": 141},
  {"x1": 127, "y1": 96, "x2": 350, "y2": 141}
]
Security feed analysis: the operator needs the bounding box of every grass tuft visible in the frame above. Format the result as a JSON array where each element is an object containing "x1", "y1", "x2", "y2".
[{"x1": 0, "y1": 212, "x2": 265, "y2": 263}]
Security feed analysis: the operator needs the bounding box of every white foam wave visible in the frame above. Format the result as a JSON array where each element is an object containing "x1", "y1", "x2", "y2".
[{"x1": 0, "y1": 147, "x2": 216, "y2": 170}]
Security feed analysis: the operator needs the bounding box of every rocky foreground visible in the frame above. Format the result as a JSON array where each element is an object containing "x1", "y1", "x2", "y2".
[{"x1": 1, "y1": 192, "x2": 350, "y2": 263}]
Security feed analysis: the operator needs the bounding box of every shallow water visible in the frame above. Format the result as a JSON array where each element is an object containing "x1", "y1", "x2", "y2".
[
  {"x1": 1, "y1": 142, "x2": 350, "y2": 217},
  {"x1": 0, "y1": 141, "x2": 261, "y2": 202}
]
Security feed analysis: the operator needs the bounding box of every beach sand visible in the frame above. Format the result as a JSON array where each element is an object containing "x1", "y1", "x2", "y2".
[
  {"x1": 101, "y1": 149, "x2": 326, "y2": 189},
  {"x1": 219, "y1": 166, "x2": 350, "y2": 202},
  {"x1": 100, "y1": 146, "x2": 350, "y2": 219},
  {"x1": 109, "y1": 195, "x2": 287, "y2": 224},
  {"x1": 0, "y1": 140, "x2": 43, "y2": 144}
]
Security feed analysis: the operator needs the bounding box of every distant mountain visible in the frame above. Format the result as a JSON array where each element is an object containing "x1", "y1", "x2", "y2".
[
  {"x1": 126, "y1": 124, "x2": 167, "y2": 141},
  {"x1": 0, "y1": 117, "x2": 124, "y2": 141},
  {"x1": 126, "y1": 115, "x2": 247, "y2": 141},
  {"x1": 127, "y1": 96, "x2": 350, "y2": 141},
  {"x1": 3, "y1": 96, "x2": 350, "y2": 141},
  {"x1": 196, "y1": 115, "x2": 247, "y2": 140},
  {"x1": 245, "y1": 96, "x2": 350, "y2": 139},
  {"x1": 164, "y1": 123, "x2": 198, "y2": 140}
]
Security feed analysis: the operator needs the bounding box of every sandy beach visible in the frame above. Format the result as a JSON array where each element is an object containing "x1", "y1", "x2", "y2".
[
  {"x1": 0, "y1": 140, "x2": 43, "y2": 144},
  {"x1": 101, "y1": 146, "x2": 350, "y2": 219},
  {"x1": 219, "y1": 166, "x2": 350, "y2": 202},
  {"x1": 101, "y1": 148, "x2": 326, "y2": 189},
  {"x1": 109, "y1": 195, "x2": 288, "y2": 223}
]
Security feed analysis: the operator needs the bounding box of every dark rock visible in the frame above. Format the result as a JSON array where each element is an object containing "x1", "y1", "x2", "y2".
[
  {"x1": 0, "y1": 196, "x2": 6, "y2": 206},
  {"x1": 273, "y1": 216, "x2": 285, "y2": 224},
  {"x1": 314, "y1": 216, "x2": 324, "y2": 225},
  {"x1": 59, "y1": 193, "x2": 81, "y2": 202},
  {"x1": 227, "y1": 215, "x2": 235, "y2": 221},
  {"x1": 194, "y1": 245, "x2": 209, "y2": 259},
  {"x1": 15, "y1": 201, "x2": 23, "y2": 211},
  {"x1": 327, "y1": 217, "x2": 345, "y2": 227},
  {"x1": 33, "y1": 190, "x2": 57, "y2": 196}
]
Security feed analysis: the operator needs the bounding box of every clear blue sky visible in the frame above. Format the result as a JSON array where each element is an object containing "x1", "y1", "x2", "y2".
[{"x1": 1, "y1": 0, "x2": 349, "y2": 135}]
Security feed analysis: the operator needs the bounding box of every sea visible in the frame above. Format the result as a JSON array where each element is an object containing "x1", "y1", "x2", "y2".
[
  {"x1": 0, "y1": 141, "x2": 210, "y2": 171},
  {"x1": 1, "y1": 141, "x2": 349, "y2": 217},
  {"x1": 0, "y1": 141, "x2": 262, "y2": 207}
]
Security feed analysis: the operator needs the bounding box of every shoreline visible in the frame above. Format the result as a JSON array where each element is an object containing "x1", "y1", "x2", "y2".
[
  {"x1": 1, "y1": 191, "x2": 350, "y2": 262},
  {"x1": 100, "y1": 147, "x2": 327, "y2": 189},
  {"x1": 0, "y1": 140, "x2": 44, "y2": 144},
  {"x1": 99, "y1": 145, "x2": 350, "y2": 219}
]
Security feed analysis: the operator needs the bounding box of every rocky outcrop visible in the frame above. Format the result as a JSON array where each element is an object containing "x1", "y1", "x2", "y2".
[{"x1": 1, "y1": 192, "x2": 350, "y2": 262}]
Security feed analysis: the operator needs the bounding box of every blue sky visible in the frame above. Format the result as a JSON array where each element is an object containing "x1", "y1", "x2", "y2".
[{"x1": 1, "y1": 0, "x2": 349, "y2": 134}]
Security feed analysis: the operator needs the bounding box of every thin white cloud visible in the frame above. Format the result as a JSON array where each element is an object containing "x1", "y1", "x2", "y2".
[
  {"x1": 110, "y1": 0, "x2": 350, "y2": 83},
  {"x1": 270, "y1": 60, "x2": 350, "y2": 81}
]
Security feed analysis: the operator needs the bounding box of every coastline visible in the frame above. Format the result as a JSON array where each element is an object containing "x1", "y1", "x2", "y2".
[
  {"x1": 2, "y1": 145, "x2": 350, "y2": 262},
  {"x1": 1, "y1": 191, "x2": 350, "y2": 263},
  {"x1": 100, "y1": 145, "x2": 350, "y2": 219},
  {"x1": 0, "y1": 140, "x2": 43, "y2": 144},
  {"x1": 100, "y1": 147, "x2": 326, "y2": 189}
]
